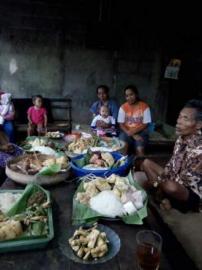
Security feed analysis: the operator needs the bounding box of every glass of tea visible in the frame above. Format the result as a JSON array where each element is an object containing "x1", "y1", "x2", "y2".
[{"x1": 136, "y1": 230, "x2": 162, "y2": 270}]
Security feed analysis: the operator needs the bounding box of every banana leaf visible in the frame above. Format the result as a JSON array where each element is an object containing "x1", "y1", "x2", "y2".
[
  {"x1": 73, "y1": 149, "x2": 93, "y2": 168},
  {"x1": 72, "y1": 171, "x2": 148, "y2": 225},
  {"x1": 37, "y1": 163, "x2": 61, "y2": 176}
]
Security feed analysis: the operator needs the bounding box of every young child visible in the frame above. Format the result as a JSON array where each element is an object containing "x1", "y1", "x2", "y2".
[
  {"x1": 0, "y1": 93, "x2": 13, "y2": 125},
  {"x1": 91, "y1": 105, "x2": 116, "y2": 137},
  {"x1": 27, "y1": 95, "x2": 47, "y2": 136}
]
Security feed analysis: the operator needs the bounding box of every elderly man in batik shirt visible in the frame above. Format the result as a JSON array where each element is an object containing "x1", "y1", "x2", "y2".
[{"x1": 137, "y1": 99, "x2": 202, "y2": 212}]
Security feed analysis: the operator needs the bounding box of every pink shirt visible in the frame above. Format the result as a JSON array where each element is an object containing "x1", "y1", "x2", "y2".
[{"x1": 27, "y1": 106, "x2": 47, "y2": 125}]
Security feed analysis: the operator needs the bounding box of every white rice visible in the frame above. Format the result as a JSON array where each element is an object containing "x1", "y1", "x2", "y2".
[
  {"x1": 0, "y1": 193, "x2": 21, "y2": 213},
  {"x1": 90, "y1": 190, "x2": 125, "y2": 218}
]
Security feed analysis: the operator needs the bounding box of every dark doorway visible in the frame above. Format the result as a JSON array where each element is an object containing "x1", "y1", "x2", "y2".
[{"x1": 166, "y1": 53, "x2": 202, "y2": 126}]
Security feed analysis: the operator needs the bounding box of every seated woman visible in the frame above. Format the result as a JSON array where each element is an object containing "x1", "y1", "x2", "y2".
[
  {"x1": 118, "y1": 85, "x2": 151, "y2": 156},
  {"x1": 0, "y1": 131, "x2": 23, "y2": 184},
  {"x1": 0, "y1": 92, "x2": 15, "y2": 143},
  {"x1": 134, "y1": 99, "x2": 202, "y2": 213},
  {"x1": 90, "y1": 85, "x2": 119, "y2": 131},
  {"x1": 91, "y1": 105, "x2": 116, "y2": 137}
]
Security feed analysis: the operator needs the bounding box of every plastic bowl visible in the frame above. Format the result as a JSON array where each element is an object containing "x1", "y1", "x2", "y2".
[{"x1": 71, "y1": 152, "x2": 131, "y2": 177}]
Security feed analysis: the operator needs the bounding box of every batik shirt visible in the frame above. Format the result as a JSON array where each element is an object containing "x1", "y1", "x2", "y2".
[{"x1": 162, "y1": 132, "x2": 202, "y2": 199}]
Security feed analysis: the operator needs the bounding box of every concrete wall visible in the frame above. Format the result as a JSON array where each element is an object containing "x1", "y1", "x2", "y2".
[
  {"x1": 0, "y1": 1, "x2": 162, "y2": 126},
  {"x1": 0, "y1": 34, "x2": 161, "y2": 125},
  {"x1": 1, "y1": 1, "x2": 202, "y2": 128}
]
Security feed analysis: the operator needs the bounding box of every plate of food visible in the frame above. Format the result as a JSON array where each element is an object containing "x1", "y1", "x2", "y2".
[
  {"x1": 6, "y1": 153, "x2": 70, "y2": 185},
  {"x1": 22, "y1": 136, "x2": 65, "y2": 154},
  {"x1": 71, "y1": 151, "x2": 131, "y2": 177},
  {"x1": 72, "y1": 172, "x2": 148, "y2": 225},
  {"x1": 59, "y1": 223, "x2": 120, "y2": 264},
  {"x1": 46, "y1": 131, "x2": 64, "y2": 139},
  {"x1": 66, "y1": 136, "x2": 125, "y2": 158}
]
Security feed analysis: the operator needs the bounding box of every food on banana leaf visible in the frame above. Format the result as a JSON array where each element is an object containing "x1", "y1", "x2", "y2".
[
  {"x1": 27, "y1": 138, "x2": 47, "y2": 147},
  {"x1": 23, "y1": 136, "x2": 64, "y2": 153},
  {"x1": 82, "y1": 151, "x2": 115, "y2": 169},
  {"x1": 46, "y1": 131, "x2": 63, "y2": 138},
  {"x1": 56, "y1": 156, "x2": 69, "y2": 169},
  {"x1": 9, "y1": 154, "x2": 69, "y2": 175},
  {"x1": 94, "y1": 179, "x2": 111, "y2": 191},
  {"x1": 68, "y1": 223, "x2": 109, "y2": 261},
  {"x1": 75, "y1": 174, "x2": 146, "y2": 218},
  {"x1": 42, "y1": 158, "x2": 56, "y2": 167},
  {"x1": 67, "y1": 135, "x2": 124, "y2": 155},
  {"x1": 68, "y1": 137, "x2": 95, "y2": 154},
  {"x1": 100, "y1": 153, "x2": 114, "y2": 167},
  {"x1": 84, "y1": 182, "x2": 99, "y2": 197},
  {"x1": 0, "y1": 187, "x2": 51, "y2": 242},
  {"x1": 0, "y1": 220, "x2": 23, "y2": 240}
]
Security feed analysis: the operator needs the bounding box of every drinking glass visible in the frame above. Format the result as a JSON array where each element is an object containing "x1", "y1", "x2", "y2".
[{"x1": 136, "y1": 230, "x2": 162, "y2": 270}]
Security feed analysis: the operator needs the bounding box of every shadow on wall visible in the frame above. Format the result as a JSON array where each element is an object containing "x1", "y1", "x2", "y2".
[{"x1": 71, "y1": 99, "x2": 92, "y2": 125}]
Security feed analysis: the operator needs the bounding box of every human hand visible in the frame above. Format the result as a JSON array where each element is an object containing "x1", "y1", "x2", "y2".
[
  {"x1": 133, "y1": 134, "x2": 143, "y2": 141},
  {"x1": 193, "y1": 161, "x2": 202, "y2": 174},
  {"x1": 126, "y1": 130, "x2": 135, "y2": 136},
  {"x1": 1, "y1": 143, "x2": 15, "y2": 153},
  {"x1": 96, "y1": 120, "x2": 110, "y2": 129}
]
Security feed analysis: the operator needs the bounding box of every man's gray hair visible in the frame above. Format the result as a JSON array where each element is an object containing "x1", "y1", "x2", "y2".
[{"x1": 184, "y1": 99, "x2": 202, "y2": 121}]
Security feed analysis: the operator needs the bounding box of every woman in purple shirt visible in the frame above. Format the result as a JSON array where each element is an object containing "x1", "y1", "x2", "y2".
[
  {"x1": 90, "y1": 85, "x2": 119, "y2": 129},
  {"x1": 0, "y1": 131, "x2": 22, "y2": 184}
]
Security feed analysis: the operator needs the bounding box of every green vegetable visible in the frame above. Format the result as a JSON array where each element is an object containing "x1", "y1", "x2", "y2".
[{"x1": 30, "y1": 221, "x2": 48, "y2": 236}]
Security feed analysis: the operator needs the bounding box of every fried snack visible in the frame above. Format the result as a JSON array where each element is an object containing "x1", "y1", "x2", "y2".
[
  {"x1": 56, "y1": 156, "x2": 68, "y2": 169},
  {"x1": 94, "y1": 179, "x2": 111, "y2": 192},
  {"x1": 68, "y1": 224, "x2": 109, "y2": 261},
  {"x1": 100, "y1": 152, "x2": 114, "y2": 167},
  {"x1": 42, "y1": 158, "x2": 56, "y2": 167},
  {"x1": 0, "y1": 220, "x2": 23, "y2": 240}
]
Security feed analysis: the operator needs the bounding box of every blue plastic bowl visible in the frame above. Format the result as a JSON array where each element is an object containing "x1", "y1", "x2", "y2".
[{"x1": 71, "y1": 152, "x2": 131, "y2": 177}]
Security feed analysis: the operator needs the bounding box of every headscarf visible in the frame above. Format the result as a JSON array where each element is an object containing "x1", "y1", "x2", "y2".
[{"x1": 1, "y1": 93, "x2": 12, "y2": 105}]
